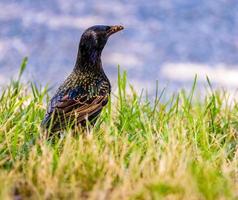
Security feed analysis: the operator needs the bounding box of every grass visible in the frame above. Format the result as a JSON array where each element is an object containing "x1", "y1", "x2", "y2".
[{"x1": 0, "y1": 58, "x2": 238, "y2": 199}]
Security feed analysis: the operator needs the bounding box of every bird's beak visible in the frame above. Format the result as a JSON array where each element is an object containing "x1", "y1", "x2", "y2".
[{"x1": 107, "y1": 25, "x2": 124, "y2": 37}]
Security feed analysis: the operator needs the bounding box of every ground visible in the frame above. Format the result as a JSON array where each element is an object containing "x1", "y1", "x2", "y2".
[{"x1": 0, "y1": 64, "x2": 238, "y2": 199}]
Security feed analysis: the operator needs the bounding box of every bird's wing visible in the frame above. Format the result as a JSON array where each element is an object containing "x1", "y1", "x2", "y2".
[
  {"x1": 42, "y1": 87, "x2": 108, "y2": 131},
  {"x1": 55, "y1": 93, "x2": 108, "y2": 120}
]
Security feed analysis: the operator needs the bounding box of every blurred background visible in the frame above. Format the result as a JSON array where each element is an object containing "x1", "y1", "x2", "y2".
[{"x1": 0, "y1": 0, "x2": 238, "y2": 95}]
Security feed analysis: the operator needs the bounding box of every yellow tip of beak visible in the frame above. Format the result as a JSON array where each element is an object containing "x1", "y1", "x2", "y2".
[{"x1": 107, "y1": 25, "x2": 124, "y2": 36}]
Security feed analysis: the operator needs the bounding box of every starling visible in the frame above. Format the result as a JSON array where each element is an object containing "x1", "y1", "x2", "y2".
[{"x1": 41, "y1": 25, "x2": 124, "y2": 132}]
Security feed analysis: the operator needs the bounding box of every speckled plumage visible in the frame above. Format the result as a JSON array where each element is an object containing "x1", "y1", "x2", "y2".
[{"x1": 41, "y1": 25, "x2": 123, "y2": 132}]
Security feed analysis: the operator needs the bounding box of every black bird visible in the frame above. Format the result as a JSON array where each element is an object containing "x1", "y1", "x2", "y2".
[{"x1": 41, "y1": 25, "x2": 124, "y2": 132}]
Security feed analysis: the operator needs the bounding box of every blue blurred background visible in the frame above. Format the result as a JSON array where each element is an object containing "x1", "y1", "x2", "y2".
[{"x1": 0, "y1": 0, "x2": 238, "y2": 94}]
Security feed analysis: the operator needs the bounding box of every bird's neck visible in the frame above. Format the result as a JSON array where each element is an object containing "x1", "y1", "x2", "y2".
[{"x1": 74, "y1": 49, "x2": 103, "y2": 73}]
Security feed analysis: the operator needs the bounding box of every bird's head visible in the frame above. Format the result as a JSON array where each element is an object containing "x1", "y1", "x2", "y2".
[{"x1": 78, "y1": 25, "x2": 124, "y2": 60}]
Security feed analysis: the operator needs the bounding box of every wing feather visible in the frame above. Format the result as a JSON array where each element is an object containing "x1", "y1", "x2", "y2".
[
  {"x1": 44, "y1": 93, "x2": 108, "y2": 132},
  {"x1": 41, "y1": 80, "x2": 110, "y2": 132}
]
